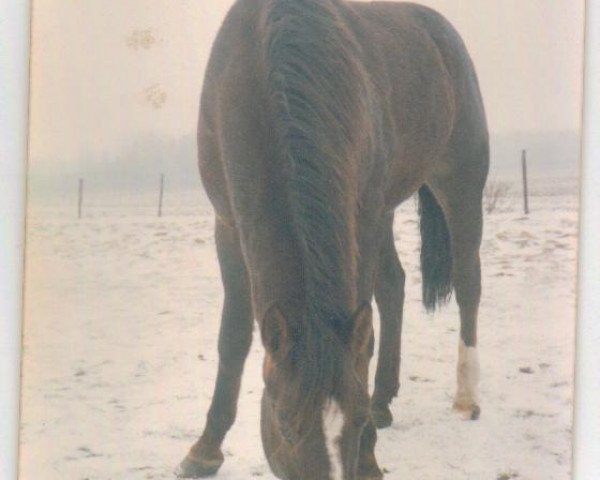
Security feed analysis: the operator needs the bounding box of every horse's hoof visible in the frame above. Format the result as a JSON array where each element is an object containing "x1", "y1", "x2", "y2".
[
  {"x1": 358, "y1": 473, "x2": 384, "y2": 480},
  {"x1": 357, "y1": 466, "x2": 384, "y2": 480},
  {"x1": 371, "y1": 405, "x2": 393, "y2": 429},
  {"x1": 176, "y1": 456, "x2": 223, "y2": 478},
  {"x1": 357, "y1": 457, "x2": 384, "y2": 480},
  {"x1": 453, "y1": 400, "x2": 481, "y2": 421},
  {"x1": 469, "y1": 404, "x2": 481, "y2": 420},
  {"x1": 176, "y1": 445, "x2": 224, "y2": 478}
]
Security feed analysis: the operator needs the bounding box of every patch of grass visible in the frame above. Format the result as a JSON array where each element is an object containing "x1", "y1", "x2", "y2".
[{"x1": 497, "y1": 471, "x2": 519, "y2": 480}]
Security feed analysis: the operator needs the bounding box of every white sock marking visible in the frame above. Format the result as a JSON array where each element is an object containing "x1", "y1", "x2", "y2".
[
  {"x1": 322, "y1": 399, "x2": 344, "y2": 480},
  {"x1": 456, "y1": 339, "x2": 480, "y2": 405}
]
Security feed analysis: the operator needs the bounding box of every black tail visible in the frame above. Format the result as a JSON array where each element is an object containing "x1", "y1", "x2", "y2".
[{"x1": 418, "y1": 186, "x2": 453, "y2": 312}]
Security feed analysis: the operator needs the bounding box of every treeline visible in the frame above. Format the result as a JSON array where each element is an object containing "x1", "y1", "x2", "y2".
[
  {"x1": 29, "y1": 129, "x2": 580, "y2": 200},
  {"x1": 29, "y1": 132, "x2": 200, "y2": 199}
]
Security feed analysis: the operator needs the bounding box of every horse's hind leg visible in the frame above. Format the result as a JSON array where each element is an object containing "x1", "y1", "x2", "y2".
[
  {"x1": 371, "y1": 213, "x2": 405, "y2": 429},
  {"x1": 430, "y1": 175, "x2": 484, "y2": 421},
  {"x1": 178, "y1": 220, "x2": 253, "y2": 478},
  {"x1": 448, "y1": 199, "x2": 482, "y2": 420}
]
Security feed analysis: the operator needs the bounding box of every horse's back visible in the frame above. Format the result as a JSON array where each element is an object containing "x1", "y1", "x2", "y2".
[{"x1": 200, "y1": 0, "x2": 489, "y2": 216}]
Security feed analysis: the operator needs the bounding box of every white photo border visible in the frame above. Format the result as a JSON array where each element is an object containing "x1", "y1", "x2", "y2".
[{"x1": 1, "y1": 1, "x2": 598, "y2": 478}]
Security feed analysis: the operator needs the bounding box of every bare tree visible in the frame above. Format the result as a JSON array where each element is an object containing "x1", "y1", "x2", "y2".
[{"x1": 484, "y1": 180, "x2": 511, "y2": 214}]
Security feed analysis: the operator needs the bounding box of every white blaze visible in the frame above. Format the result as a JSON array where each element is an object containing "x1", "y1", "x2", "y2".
[{"x1": 322, "y1": 399, "x2": 345, "y2": 480}]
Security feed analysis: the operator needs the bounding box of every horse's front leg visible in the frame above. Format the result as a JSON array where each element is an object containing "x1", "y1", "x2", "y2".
[
  {"x1": 372, "y1": 214, "x2": 405, "y2": 429},
  {"x1": 355, "y1": 213, "x2": 386, "y2": 480},
  {"x1": 178, "y1": 220, "x2": 253, "y2": 478},
  {"x1": 355, "y1": 332, "x2": 384, "y2": 480}
]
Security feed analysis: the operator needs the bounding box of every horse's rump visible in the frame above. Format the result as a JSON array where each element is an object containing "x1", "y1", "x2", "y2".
[{"x1": 201, "y1": 0, "x2": 487, "y2": 314}]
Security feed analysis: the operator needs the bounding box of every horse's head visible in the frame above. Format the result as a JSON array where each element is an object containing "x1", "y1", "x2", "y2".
[{"x1": 259, "y1": 303, "x2": 373, "y2": 480}]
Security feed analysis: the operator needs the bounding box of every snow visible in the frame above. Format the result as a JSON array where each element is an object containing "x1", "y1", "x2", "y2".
[{"x1": 20, "y1": 180, "x2": 578, "y2": 480}]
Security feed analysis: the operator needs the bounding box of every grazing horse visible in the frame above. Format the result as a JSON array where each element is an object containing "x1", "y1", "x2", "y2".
[{"x1": 178, "y1": 0, "x2": 488, "y2": 478}]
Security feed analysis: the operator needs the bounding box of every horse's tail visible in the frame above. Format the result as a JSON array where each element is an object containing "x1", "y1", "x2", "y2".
[
  {"x1": 262, "y1": 0, "x2": 373, "y2": 319},
  {"x1": 418, "y1": 185, "x2": 453, "y2": 312}
]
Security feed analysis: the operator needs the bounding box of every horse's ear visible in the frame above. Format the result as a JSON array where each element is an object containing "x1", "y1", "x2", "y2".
[
  {"x1": 351, "y1": 302, "x2": 373, "y2": 356},
  {"x1": 261, "y1": 303, "x2": 290, "y2": 361}
]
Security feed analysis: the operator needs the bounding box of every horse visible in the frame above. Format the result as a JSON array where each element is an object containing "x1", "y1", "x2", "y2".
[{"x1": 177, "y1": 0, "x2": 489, "y2": 478}]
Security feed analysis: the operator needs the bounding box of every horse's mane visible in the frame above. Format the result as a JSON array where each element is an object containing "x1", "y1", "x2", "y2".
[
  {"x1": 262, "y1": 0, "x2": 374, "y2": 434},
  {"x1": 264, "y1": 0, "x2": 373, "y2": 323}
]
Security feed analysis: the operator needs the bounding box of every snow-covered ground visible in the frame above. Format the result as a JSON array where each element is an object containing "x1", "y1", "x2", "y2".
[{"x1": 20, "y1": 179, "x2": 579, "y2": 480}]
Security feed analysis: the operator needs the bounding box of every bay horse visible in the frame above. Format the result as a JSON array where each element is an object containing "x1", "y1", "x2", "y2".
[{"x1": 178, "y1": 0, "x2": 488, "y2": 478}]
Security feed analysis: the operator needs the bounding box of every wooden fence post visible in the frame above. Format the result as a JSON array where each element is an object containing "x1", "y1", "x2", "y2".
[
  {"x1": 78, "y1": 178, "x2": 84, "y2": 219},
  {"x1": 521, "y1": 150, "x2": 529, "y2": 215},
  {"x1": 158, "y1": 173, "x2": 165, "y2": 217}
]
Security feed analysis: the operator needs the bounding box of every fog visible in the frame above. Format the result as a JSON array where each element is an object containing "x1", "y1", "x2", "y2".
[{"x1": 28, "y1": 0, "x2": 585, "y2": 196}]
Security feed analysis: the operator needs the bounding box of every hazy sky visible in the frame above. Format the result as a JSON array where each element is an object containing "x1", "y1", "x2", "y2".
[{"x1": 29, "y1": 0, "x2": 585, "y2": 164}]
